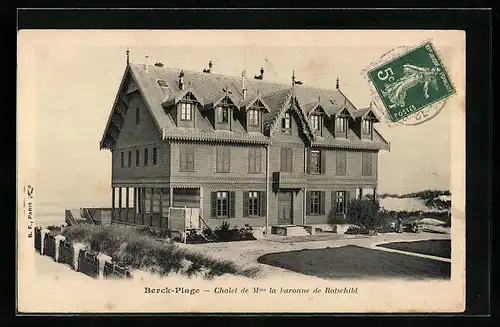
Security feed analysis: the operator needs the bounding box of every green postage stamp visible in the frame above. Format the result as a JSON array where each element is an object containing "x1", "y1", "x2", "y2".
[{"x1": 367, "y1": 41, "x2": 456, "y2": 123}]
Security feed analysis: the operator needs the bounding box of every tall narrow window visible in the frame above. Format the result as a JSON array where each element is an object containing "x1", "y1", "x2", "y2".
[
  {"x1": 336, "y1": 151, "x2": 347, "y2": 175},
  {"x1": 248, "y1": 109, "x2": 260, "y2": 127},
  {"x1": 216, "y1": 191, "x2": 229, "y2": 217},
  {"x1": 248, "y1": 191, "x2": 260, "y2": 216},
  {"x1": 335, "y1": 116, "x2": 346, "y2": 133},
  {"x1": 180, "y1": 145, "x2": 195, "y2": 172},
  {"x1": 310, "y1": 150, "x2": 321, "y2": 174},
  {"x1": 335, "y1": 191, "x2": 346, "y2": 214},
  {"x1": 135, "y1": 149, "x2": 140, "y2": 167},
  {"x1": 152, "y1": 148, "x2": 158, "y2": 165},
  {"x1": 144, "y1": 148, "x2": 149, "y2": 166},
  {"x1": 362, "y1": 119, "x2": 373, "y2": 136},
  {"x1": 362, "y1": 152, "x2": 373, "y2": 176},
  {"x1": 217, "y1": 106, "x2": 229, "y2": 124},
  {"x1": 135, "y1": 107, "x2": 140, "y2": 125},
  {"x1": 310, "y1": 191, "x2": 321, "y2": 215},
  {"x1": 310, "y1": 115, "x2": 320, "y2": 131},
  {"x1": 248, "y1": 148, "x2": 262, "y2": 173},
  {"x1": 128, "y1": 151, "x2": 132, "y2": 167},
  {"x1": 180, "y1": 102, "x2": 194, "y2": 121},
  {"x1": 280, "y1": 148, "x2": 293, "y2": 172},
  {"x1": 216, "y1": 147, "x2": 230, "y2": 172},
  {"x1": 120, "y1": 152, "x2": 124, "y2": 168},
  {"x1": 282, "y1": 112, "x2": 291, "y2": 132}
]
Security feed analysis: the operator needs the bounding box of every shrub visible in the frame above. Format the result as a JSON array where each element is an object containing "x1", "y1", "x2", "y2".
[{"x1": 346, "y1": 199, "x2": 385, "y2": 230}]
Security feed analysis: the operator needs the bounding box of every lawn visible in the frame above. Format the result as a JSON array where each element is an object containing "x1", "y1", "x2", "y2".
[
  {"x1": 257, "y1": 245, "x2": 450, "y2": 280},
  {"x1": 376, "y1": 240, "x2": 451, "y2": 259}
]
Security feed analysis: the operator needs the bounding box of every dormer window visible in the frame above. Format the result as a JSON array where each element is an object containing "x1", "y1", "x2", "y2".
[
  {"x1": 248, "y1": 109, "x2": 260, "y2": 127},
  {"x1": 217, "y1": 106, "x2": 229, "y2": 124},
  {"x1": 282, "y1": 112, "x2": 291, "y2": 133},
  {"x1": 180, "y1": 102, "x2": 194, "y2": 121},
  {"x1": 335, "y1": 116, "x2": 346, "y2": 133},
  {"x1": 362, "y1": 119, "x2": 373, "y2": 136},
  {"x1": 310, "y1": 115, "x2": 320, "y2": 131}
]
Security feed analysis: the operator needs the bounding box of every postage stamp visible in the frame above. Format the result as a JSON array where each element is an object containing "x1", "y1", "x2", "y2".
[{"x1": 366, "y1": 41, "x2": 456, "y2": 124}]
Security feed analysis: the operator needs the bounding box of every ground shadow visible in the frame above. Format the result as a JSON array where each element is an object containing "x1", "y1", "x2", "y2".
[
  {"x1": 376, "y1": 239, "x2": 451, "y2": 259},
  {"x1": 257, "y1": 245, "x2": 450, "y2": 280}
]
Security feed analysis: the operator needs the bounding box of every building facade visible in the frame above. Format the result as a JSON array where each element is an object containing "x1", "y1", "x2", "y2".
[{"x1": 100, "y1": 59, "x2": 390, "y2": 233}]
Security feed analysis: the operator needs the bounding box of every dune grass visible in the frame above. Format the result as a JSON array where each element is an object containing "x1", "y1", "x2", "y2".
[{"x1": 59, "y1": 224, "x2": 261, "y2": 279}]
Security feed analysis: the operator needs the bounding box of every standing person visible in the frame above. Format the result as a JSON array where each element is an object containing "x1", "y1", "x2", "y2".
[{"x1": 397, "y1": 217, "x2": 403, "y2": 233}]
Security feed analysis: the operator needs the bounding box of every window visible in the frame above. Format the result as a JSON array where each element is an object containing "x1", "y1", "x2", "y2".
[
  {"x1": 335, "y1": 191, "x2": 346, "y2": 214},
  {"x1": 128, "y1": 151, "x2": 132, "y2": 167},
  {"x1": 144, "y1": 148, "x2": 149, "y2": 166},
  {"x1": 362, "y1": 152, "x2": 373, "y2": 176},
  {"x1": 248, "y1": 191, "x2": 260, "y2": 216},
  {"x1": 216, "y1": 106, "x2": 229, "y2": 124},
  {"x1": 248, "y1": 109, "x2": 260, "y2": 127},
  {"x1": 152, "y1": 148, "x2": 158, "y2": 165},
  {"x1": 216, "y1": 191, "x2": 229, "y2": 217},
  {"x1": 310, "y1": 191, "x2": 321, "y2": 215},
  {"x1": 157, "y1": 80, "x2": 169, "y2": 88},
  {"x1": 248, "y1": 148, "x2": 261, "y2": 173},
  {"x1": 135, "y1": 108, "x2": 140, "y2": 125},
  {"x1": 336, "y1": 151, "x2": 347, "y2": 175},
  {"x1": 309, "y1": 150, "x2": 321, "y2": 174},
  {"x1": 310, "y1": 115, "x2": 320, "y2": 131},
  {"x1": 362, "y1": 119, "x2": 373, "y2": 135},
  {"x1": 180, "y1": 145, "x2": 195, "y2": 172},
  {"x1": 135, "y1": 149, "x2": 140, "y2": 166},
  {"x1": 216, "y1": 147, "x2": 230, "y2": 172},
  {"x1": 180, "y1": 102, "x2": 194, "y2": 121},
  {"x1": 120, "y1": 152, "x2": 124, "y2": 168},
  {"x1": 280, "y1": 148, "x2": 293, "y2": 172},
  {"x1": 335, "y1": 116, "x2": 346, "y2": 133},
  {"x1": 282, "y1": 112, "x2": 291, "y2": 132}
]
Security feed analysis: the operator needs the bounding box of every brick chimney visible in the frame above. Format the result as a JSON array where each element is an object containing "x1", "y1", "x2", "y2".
[
  {"x1": 179, "y1": 71, "x2": 185, "y2": 90},
  {"x1": 242, "y1": 70, "x2": 247, "y2": 99}
]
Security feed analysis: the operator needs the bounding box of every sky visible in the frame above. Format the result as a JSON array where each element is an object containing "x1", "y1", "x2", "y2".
[{"x1": 18, "y1": 30, "x2": 465, "y2": 207}]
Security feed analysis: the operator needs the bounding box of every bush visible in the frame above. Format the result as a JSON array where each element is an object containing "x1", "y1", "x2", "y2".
[
  {"x1": 346, "y1": 199, "x2": 387, "y2": 230},
  {"x1": 345, "y1": 226, "x2": 369, "y2": 235}
]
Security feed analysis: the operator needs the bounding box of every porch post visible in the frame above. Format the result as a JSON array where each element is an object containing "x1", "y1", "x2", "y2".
[
  {"x1": 150, "y1": 187, "x2": 154, "y2": 227},
  {"x1": 111, "y1": 187, "x2": 115, "y2": 222},
  {"x1": 265, "y1": 145, "x2": 270, "y2": 235},
  {"x1": 159, "y1": 188, "x2": 163, "y2": 229},
  {"x1": 359, "y1": 188, "x2": 363, "y2": 200},
  {"x1": 133, "y1": 188, "x2": 137, "y2": 224},
  {"x1": 303, "y1": 146, "x2": 307, "y2": 225},
  {"x1": 373, "y1": 187, "x2": 377, "y2": 202},
  {"x1": 125, "y1": 188, "x2": 129, "y2": 222},
  {"x1": 118, "y1": 187, "x2": 122, "y2": 222},
  {"x1": 169, "y1": 186, "x2": 173, "y2": 230},
  {"x1": 141, "y1": 188, "x2": 145, "y2": 225}
]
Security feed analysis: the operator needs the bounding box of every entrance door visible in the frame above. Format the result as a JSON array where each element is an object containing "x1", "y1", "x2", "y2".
[{"x1": 278, "y1": 191, "x2": 293, "y2": 225}]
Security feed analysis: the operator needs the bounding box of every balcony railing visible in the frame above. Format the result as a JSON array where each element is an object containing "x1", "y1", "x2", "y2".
[{"x1": 272, "y1": 171, "x2": 307, "y2": 190}]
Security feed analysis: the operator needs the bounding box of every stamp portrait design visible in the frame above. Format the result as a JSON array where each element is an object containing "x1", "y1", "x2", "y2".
[{"x1": 367, "y1": 42, "x2": 456, "y2": 122}]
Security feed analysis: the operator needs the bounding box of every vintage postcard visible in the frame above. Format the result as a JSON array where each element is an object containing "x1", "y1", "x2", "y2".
[{"x1": 17, "y1": 29, "x2": 466, "y2": 313}]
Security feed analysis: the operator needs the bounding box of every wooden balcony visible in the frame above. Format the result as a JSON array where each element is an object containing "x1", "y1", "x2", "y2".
[{"x1": 272, "y1": 171, "x2": 307, "y2": 190}]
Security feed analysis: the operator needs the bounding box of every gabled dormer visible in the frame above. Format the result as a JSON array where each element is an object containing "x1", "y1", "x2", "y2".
[
  {"x1": 305, "y1": 99, "x2": 329, "y2": 137},
  {"x1": 352, "y1": 107, "x2": 381, "y2": 140},
  {"x1": 333, "y1": 108, "x2": 354, "y2": 139},
  {"x1": 161, "y1": 88, "x2": 204, "y2": 128},
  {"x1": 205, "y1": 88, "x2": 239, "y2": 131},
  {"x1": 239, "y1": 94, "x2": 271, "y2": 133}
]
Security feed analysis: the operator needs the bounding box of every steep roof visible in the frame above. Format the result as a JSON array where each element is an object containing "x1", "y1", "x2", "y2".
[{"x1": 101, "y1": 62, "x2": 390, "y2": 150}]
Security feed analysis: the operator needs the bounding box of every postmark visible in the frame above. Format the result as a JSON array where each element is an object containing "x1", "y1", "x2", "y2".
[{"x1": 364, "y1": 40, "x2": 456, "y2": 125}]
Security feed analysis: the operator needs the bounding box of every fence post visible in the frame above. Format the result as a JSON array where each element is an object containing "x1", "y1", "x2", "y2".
[
  {"x1": 54, "y1": 235, "x2": 66, "y2": 262},
  {"x1": 97, "y1": 253, "x2": 113, "y2": 279},
  {"x1": 40, "y1": 228, "x2": 50, "y2": 255},
  {"x1": 72, "y1": 243, "x2": 86, "y2": 271}
]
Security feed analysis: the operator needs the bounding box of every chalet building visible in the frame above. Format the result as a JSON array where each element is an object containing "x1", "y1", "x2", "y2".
[{"x1": 100, "y1": 55, "x2": 390, "y2": 234}]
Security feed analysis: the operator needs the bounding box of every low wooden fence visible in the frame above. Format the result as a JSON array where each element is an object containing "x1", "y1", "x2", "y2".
[{"x1": 33, "y1": 228, "x2": 133, "y2": 280}]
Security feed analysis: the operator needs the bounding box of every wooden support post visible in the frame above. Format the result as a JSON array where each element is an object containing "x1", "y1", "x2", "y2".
[
  {"x1": 159, "y1": 188, "x2": 163, "y2": 229},
  {"x1": 359, "y1": 188, "x2": 363, "y2": 200},
  {"x1": 373, "y1": 187, "x2": 377, "y2": 202},
  {"x1": 141, "y1": 188, "x2": 145, "y2": 225},
  {"x1": 150, "y1": 188, "x2": 154, "y2": 227},
  {"x1": 111, "y1": 187, "x2": 115, "y2": 222},
  {"x1": 125, "y1": 188, "x2": 129, "y2": 222},
  {"x1": 169, "y1": 186, "x2": 173, "y2": 230},
  {"x1": 118, "y1": 187, "x2": 122, "y2": 222},
  {"x1": 133, "y1": 188, "x2": 137, "y2": 224}
]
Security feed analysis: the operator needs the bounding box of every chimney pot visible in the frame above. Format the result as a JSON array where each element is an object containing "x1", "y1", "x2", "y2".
[
  {"x1": 179, "y1": 70, "x2": 185, "y2": 90},
  {"x1": 260, "y1": 67, "x2": 264, "y2": 76}
]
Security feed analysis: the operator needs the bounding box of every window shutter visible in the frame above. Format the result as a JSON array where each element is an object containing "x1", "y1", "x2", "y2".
[
  {"x1": 211, "y1": 192, "x2": 217, "y2": 218},
  {"x1": 306, "y1": 149, "x2": 311, "y2": 173},
  {"x1": 320, "y1": 151, "x2": 326, "y2": 174},
  {"x1": 345, "y1": 191, "x2": 351, "y2": 214},
  {"x1": 320, "y1": 191, "x2": 326, "y2": 215},
  {"x1": 248, "y1": 149, "x2": 252, "y2": 173},
  {"x1": 306, "y1": 191, "x2": 311, "y2": 215},
  {"x1": 260, "y1": 191, "x2": 267, "y2": 217},
  {"x1": 243, "y1": 191, "x2": 249, "y2": 217},
  {"x1": 331, "y1": 191, "x2": 336, "y2": 216},
  {"x1": 288, "y1": 149, "x2": 293, "y2": 172},
  {"x1": 229, "y1": 191, "x2": 236, "y2": 218},
  {"x1": 280, "y1": 148, "x2": 285, "y2": 171},
  {"x1": 257, "y1": 148, "x2": 262, "y2": 173},
  {"x1": 226, "y1": 148, "x2": 231, "y2": 172}
]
